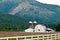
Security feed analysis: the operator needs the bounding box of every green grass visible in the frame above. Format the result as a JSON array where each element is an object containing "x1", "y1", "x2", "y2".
[{"x1": 8, "y1": 38, "x2": 16, "y2": 40}]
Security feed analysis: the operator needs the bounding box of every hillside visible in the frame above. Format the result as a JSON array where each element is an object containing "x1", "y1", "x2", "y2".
[
  {"x1": 0, "y1": 0, "x2": 60, "y2": 24},
  {"x1": 0, "y1": 13, "x2": 28, "y2": 31},
  {"x1": 0, "y1": 0, "x2": 60, "y2": 31}
]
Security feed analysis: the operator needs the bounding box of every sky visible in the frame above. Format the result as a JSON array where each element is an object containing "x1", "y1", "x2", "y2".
[{"x1": 36, "y1": 0, "x2": 60, "y2": 6}]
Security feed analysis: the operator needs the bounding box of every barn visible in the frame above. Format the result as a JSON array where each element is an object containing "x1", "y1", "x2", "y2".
[{"x1": 25, "y1": 21, "x2": 55, "y2": 32}]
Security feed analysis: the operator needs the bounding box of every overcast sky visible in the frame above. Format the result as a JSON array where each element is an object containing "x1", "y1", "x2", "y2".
[{"x1": 36, "y1": 0, "x2": 60, "y2": 6}]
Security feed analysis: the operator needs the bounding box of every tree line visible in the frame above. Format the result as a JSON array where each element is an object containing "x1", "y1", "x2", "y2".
[{"x1": 0, "y1": 23, "x2": 60, "y2": 32}]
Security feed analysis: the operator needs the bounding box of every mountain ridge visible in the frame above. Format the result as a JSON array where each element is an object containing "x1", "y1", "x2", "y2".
[{"x1": 0, "y1": 0, "x2": 60, "y2": 24}]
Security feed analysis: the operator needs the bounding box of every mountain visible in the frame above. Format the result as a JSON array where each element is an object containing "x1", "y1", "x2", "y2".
[{"x1": 0, "y1": 0, "x2": 60, "y2": 24}]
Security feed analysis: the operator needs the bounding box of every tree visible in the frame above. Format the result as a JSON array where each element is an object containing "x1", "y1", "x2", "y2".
[{"x1": 56, "y1": 24, "x2": 60, "y2": 31}]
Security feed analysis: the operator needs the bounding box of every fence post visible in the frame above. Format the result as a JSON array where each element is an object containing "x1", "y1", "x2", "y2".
[
  {"x1": 24, "y1": 36, "x2": 26, "y2": 40},
  {"x1": 43, "y1": 35, "x2": 44, "y2": 40},
  {"x1": 55, "y1": 34, "x2": 57, "y2": 40},
  {"x1": 31, "y1": 36, "x2": 33, "y2": 40},
  {"x1": 16, "y1": 37, "x2": 18, "y2": 40},
  {"x1": 37, "y1": 35, "x2": 39, "y2": 40},
  {"x1": 58, "y1": 33, "x2": 60, "y2": 40},
  {"x1": 51, "y1": 34, "x2": 52, "y2": 40},
  {"x1": 7, "y1": 38, "x2": 8, "y2": 40}
]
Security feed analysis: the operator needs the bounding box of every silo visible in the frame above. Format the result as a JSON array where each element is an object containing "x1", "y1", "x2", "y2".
[
  {"x1": 33, "y1": 21, "x2": 37, "y2": 29},
  {"x1": 29, "y1": 21, "x2": 33, "y2": 28}
]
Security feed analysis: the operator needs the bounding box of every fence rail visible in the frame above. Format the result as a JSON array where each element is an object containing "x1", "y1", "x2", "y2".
[{"x1": 0, "y1": 33, "x2": 60, "y2": 40}]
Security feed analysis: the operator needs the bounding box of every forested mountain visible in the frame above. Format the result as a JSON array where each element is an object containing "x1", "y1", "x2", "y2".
[
  {"x1": 0, "y1": 0, "x2": 60, "y2": 31},
  {"x1": 0, "y1": 0, "x2": 60, "y2": 24}
]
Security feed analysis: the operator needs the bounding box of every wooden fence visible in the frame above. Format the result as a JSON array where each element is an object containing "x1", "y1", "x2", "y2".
[{"x1": 0, "y1": 33, "x2": 60, "y2": 40}]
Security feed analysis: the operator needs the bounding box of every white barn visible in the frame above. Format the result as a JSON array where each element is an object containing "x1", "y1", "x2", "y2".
[
  {"x1": 34, "y1": 24, "x2": 46, "y2": 32},
  {"x1": 25, "y1": 28, "x2": 33, "y2": 32},
  {"x1": 25, "y1": 21, "x2": 55, "y2": 32}
]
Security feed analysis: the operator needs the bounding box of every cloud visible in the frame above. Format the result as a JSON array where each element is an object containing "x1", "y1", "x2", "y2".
[{"x1": 36, "y1": 0, "x2": 60, "y2": 6}]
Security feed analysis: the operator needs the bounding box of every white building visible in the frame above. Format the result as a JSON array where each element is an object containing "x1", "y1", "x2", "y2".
[
  {"x1": 34, "y1": 24, "x2": 46, "y2": 32},
  {"x1": 25, "y1": 28, "x2": 33, "y2": 32},
  {"x1": 25, "y1": 21, "x2": 55, "y2": 32}
]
